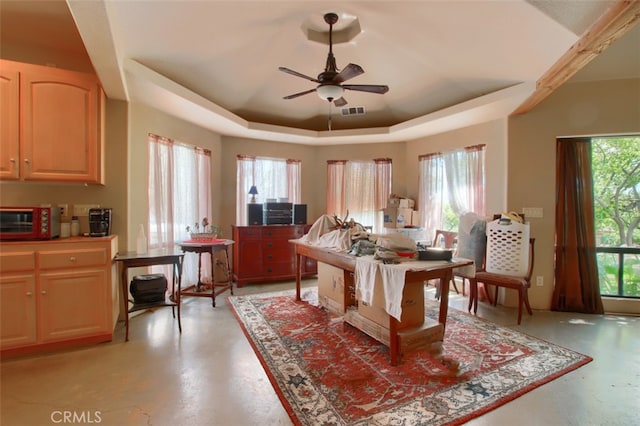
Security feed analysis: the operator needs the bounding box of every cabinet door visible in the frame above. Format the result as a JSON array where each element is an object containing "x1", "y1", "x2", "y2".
[
  {"x1": 38, "y1": 268, "x2": 109, "y2": 343},
  {"x1": 20, "y1": 65, "x2": 102, "y2": 183},
  {"x1": 0, "y1": 63, "x2": 20, "y2": 180},
  {"x1": 236, "y1": 240, "x2": 263, "y2": 278},
  {"x1": 0, "y1": 274, "x2": 37, "y2": 349}
]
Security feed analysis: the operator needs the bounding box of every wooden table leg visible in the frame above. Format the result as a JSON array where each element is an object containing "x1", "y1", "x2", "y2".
[
  {"x1": 210, "y1": 248, "x2": 216, "y2": 307},
  {"x1": 121, "y1": 264, "x2": 129, "y2": 342},
  {"x1": 439, "y1": 270, "x2": 451, "y2": 329},
  {"x1": 174, "y1": 261, "x2": 182, "y2": 332},
  {"x1": 389, "y1": 316, "x2": 399, "y2": 366},
  {"x1": 295, "y1": 252, "x2": 302, "y2": 301}
]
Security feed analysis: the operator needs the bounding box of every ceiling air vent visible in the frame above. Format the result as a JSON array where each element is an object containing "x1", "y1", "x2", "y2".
[{"x1": 341, "y1": 106, "x2": 366, "y2": 116}]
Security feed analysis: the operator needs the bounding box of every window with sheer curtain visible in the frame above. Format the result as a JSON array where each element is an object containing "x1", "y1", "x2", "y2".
[
  {"x1": 236, "y1": 155, "x2": 301, "y2": 225},
  {"x1": 148, "y1": 133, "x2": 212, "y2": 284},
  {"x1": 418, "y1": 145, "x2": 485, "y2": 240},
  {"x1": 326, "y1": 158, "x2": 392, "y2": 232}
]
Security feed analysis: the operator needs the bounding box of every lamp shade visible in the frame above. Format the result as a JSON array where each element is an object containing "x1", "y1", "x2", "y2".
[
  {"x1": 248, "y1": 185, "x2": 258, "y2": 195},
  {"x1": 316, "y1": 84, "x2": 344, "y2": 101}
]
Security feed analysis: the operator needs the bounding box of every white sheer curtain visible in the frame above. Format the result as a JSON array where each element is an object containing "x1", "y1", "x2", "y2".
[
  {"x1": 418, "y1": 145, "x2": 486, "y2": 240},
  {"x1": 418, "y1": 153, "x2": 445, "y2": 242},
  {"x1": 326, "y1": 160, "x2": 346, "y2": 217},
  {"x1": 148, "y1": 134, "x2": 212, "y2": 285},
  {"x1": 236, "y1": 155, "x2": 301, "y2": 225},
  {"x1": 327, "y1": 158, "x2": 392, "y2": 233},
  {"x1": 443, "y1": 144, "x2": 485, "y2": 215}
]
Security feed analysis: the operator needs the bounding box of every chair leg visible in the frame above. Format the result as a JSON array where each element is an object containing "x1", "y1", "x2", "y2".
[
  {"x1": 517, "y1": 289, "x2": 523, "y2": 325},
  {"x1": 468, "y1": 279, "x2": 478, "y2": 314},
  {"x1": 523, "y1": 287, "x2": 533, "y2": 315},
  {"x1": 482, "y1": 283, "x2": 493, "y2": 305},
  {"x1": 451, "y1": 278, "x2": 459, "y2": 294},
  {"x1": 493, "y1": 286, "x2": 499, "y2": 306}
]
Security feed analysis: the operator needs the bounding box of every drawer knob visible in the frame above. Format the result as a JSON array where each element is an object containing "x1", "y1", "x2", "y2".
[
  {"x1": 26, "y1": 291, "x2": 33, "y2": 296},
  {"x1": 267, "y1": 254, "x2": 273, "y2": 259},
  {"x1": 69, "y1": 256, "x2": 77, "y2": 262},
  {"x1": 41, "y1": 290, "x2": 47, "y2": 295}
]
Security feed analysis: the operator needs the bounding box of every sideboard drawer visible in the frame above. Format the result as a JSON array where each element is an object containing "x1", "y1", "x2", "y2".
[
  {"x1": 0, "y1": 252, "x2": 36, "y2": 273},
  {"x1": 38, "y1": 248, "x2": 108, "y2": 270}
]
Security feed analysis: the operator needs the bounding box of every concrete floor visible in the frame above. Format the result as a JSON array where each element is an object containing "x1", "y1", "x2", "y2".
[{"x1": 2, "y1": 279, "x2": 638, "y2": 426}]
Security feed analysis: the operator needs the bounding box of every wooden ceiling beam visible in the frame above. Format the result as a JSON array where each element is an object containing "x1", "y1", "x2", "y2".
[{"x1": 512, "y1": 0, "x2": 640, "y2": 115}]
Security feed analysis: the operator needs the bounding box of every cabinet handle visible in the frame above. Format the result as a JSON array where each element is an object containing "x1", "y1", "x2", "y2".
[
  {"x1": 26, "y1": 292, "x2": 33, "y2": 296},
  {"x1": 267, "y1": 254, "x2": 273, "y2": 259},
  {"x1": 41, "y1": 290, "x2": 47, "y2": 295},
  {"x1": 24, "y1": 158, "x2": 30, "y2": 164},
  {"x1": 10, "y1": 158, "x2": 16, "y2": 163},
  {"x1": 69, "y1": 256, "x2": 77, "y2": 263}
]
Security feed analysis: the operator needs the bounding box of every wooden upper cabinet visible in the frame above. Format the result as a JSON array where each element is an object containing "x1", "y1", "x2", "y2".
[
  {"x1": 0, "y1": 60, "x2": 105, "y2": 184},
  {"x1": 0, "y1": 62, "x2": 20, "y2": 180}
]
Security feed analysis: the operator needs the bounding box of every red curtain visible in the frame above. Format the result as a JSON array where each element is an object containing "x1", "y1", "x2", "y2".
[{"x1": 552, "y1": 138, "x2": 604, "y2": 313}]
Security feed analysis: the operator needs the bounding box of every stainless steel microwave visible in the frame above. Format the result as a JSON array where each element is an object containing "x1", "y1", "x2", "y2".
[{"x1": 0, "y1": 206, "x2": 60, "y2": 240}]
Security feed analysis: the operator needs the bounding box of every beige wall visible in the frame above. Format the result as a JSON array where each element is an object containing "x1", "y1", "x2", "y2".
[{"x1": 509, "y1": 77, "x2": 640, "y2": 314}]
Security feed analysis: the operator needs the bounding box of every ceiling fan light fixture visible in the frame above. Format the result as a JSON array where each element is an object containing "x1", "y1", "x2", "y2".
[{"x1": 316, "y1": 84, "x2": 343, "y2": 101}]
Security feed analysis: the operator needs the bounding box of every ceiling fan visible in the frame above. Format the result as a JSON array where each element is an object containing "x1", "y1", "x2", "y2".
[{"x1": 279, "y1": 12, "x2": 389, "y2": 107}]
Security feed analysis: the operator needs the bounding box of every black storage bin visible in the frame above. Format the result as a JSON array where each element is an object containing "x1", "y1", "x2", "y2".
[
  {"x1": 130, "y1": 274, "x2": 167, "y2": 304},
  {"x1": 417, "y1": 248, "x2": 453, "y2": 261}
]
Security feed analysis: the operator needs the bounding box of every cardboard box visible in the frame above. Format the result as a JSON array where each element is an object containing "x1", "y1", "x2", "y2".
[
  {"x1": 383, "y1": 207, "x2": 414, "y2": 228},
  {"x1": 344, "y1": 307, "x2": 390, "y2": 346},
  {"x1": 411, "y1": 210, "x2": 422, "y2": 228},
  {"x1": 399, "y1": 198, "x2": 415, "y2": 209},
  {"x1": 317, "y1": 262, "x2": 354, "y2": 313},
  {"x1": 345, "y1": 309, "x2": 443, "y2": 355},
  {"x1": 356, "y1": 278, "x2": 424, "y2": 330},
  {"x1": 397, "y1": 318, "x2": 444, "y2": 354},
  {"x1": 388, "y1": 197, "x2": 415, "y2": 209}
]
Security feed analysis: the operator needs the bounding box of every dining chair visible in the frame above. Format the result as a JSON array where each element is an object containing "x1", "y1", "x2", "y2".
[{"x1": 468, "y1": 218, "x2": 535, "y2": 324}]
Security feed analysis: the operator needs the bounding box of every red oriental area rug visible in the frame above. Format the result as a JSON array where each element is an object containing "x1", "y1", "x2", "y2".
[{"x1": 227, "y1": 289, "x2": 591, "y2": 425}]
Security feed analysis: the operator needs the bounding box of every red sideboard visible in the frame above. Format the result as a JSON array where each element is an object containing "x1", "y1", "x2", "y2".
[{"x1": 231, "y1": 225, "x2": 317, "y2": 286}]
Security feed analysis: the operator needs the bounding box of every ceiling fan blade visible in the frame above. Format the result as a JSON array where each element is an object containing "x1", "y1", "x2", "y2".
[
  {"x1": 342, "y1": 84, "x2": 389, "y2": 94},
  {"x1": 334, "y1": 97, "x2": 348, "y2": 107},
  {"x1": 278, "y1": 67, "x2": 320, "y2": 83},
  {"x1": 335, "y1": 63, "x2": 364, "y2": 83},
  {"x1": 283, "y1": 88, "x2": 317, "y2": 100}
]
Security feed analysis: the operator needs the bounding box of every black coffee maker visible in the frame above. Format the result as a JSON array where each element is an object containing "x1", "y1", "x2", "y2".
[{"x1": 89, "y1": 208, "x2": 112, "y2": 237}]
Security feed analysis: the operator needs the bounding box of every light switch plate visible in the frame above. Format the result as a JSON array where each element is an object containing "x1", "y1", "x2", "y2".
[
  {"x1": 522, "y1": 207, "x2": 543, "y2": 218},
  {"x1": 73, "y1": 204, "x2": 100, "y2": 216}
]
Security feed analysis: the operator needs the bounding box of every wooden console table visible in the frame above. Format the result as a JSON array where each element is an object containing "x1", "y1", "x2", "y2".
[
  {"x1": 290, "y1": 240, "x2": 472, "y2": 365},
  {"x1": 114, "y1": 249, "x2": 184, "y2": 342},
  {"x1": 177, "y1": 239, "x2": 235, "y2": 307}
]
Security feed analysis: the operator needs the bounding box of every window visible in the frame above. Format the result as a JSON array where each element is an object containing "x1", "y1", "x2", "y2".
[
  {"x1": 326, "y1": 158, "x2": 392, "y2": 232},
  {"x1": 236, "y1": 156, "x2": 301, "y2": 225},
  {"x1": 148, "y1": 133, "x2": 212, "y2": 284},
  {"x1": 418, "y1": 145, "x2": 486, "y2": 240},
  {"x1": 591, "y1": 135, "x2": 640, "y2": 298}
]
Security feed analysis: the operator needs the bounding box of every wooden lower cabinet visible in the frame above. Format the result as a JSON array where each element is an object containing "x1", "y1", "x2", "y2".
[
  {"x1": 232, "y1": 225, "x2": 317, "y2": 286},
  {"x1": 0, "y1": 236, "x2": 118, "y2": 355},
  {"x1": 0, "y1": 273, "x2": 37, "y2": 348}
]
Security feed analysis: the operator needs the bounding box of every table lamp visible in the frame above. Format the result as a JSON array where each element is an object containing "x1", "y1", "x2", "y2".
[{"x1": 249, "y1": 185, "x2": 258, "y2": 203}]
